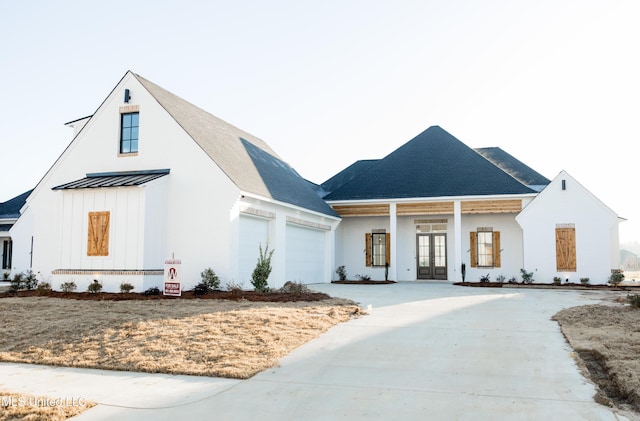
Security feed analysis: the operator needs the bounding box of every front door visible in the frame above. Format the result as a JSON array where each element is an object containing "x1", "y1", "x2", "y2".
[{"x1": 416, "y1": 233, "x2": 447, "y2": 280}]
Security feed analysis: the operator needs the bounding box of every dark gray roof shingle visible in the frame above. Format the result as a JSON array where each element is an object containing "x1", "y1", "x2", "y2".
[
  {"x1": 321, "y1": 159, "x2": 378, "y2": 196},
  {"x1": 475, "y1": 147, "x2": 550, "y2": 188},
  {"x1": 324, "y1": 126, "x2": 535, "y2": 200},
  {"x1": 0, "y1": 190, "x2": 32, "y2": 219}
]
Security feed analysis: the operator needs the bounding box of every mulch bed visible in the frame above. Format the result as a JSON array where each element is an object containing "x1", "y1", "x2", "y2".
[
  {"x1": 331, "y1": 280, "x2": 396, "y2": 285},
  {"x1": 454, "y1": 282, "x2": 639, "y2": 290},
  {"x1": 1, "y1": 289, "x2": 331, "y2": 302}
]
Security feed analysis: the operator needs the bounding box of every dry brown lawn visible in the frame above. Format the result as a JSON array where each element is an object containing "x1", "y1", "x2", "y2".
[
  {"x1": 0, "y1": 391, "x2": 94, "y2": 421},
  {"x1": 0, "y1": 294, "x2": 361, "y2": 420},
  {"x1": 553, "y1": 301, "x2": 640, "y2": 414}
]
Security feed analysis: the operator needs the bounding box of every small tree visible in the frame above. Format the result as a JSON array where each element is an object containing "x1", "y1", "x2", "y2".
[
  {"x1": 335, "y1": 265, "x2": 347, "y2": 281},
  {"x1": 60, "y1": 281, "x2": 77, "y2": 293},
  {"x1": 87, "y1": 279, "x2": 103, "y2": 293},
  {"x1": 609, "y1": 270, "x2": 624, "y2": 285},
  {"x1": 200, "y1": 268, "x2": 220, "y2": 291},
  {"x1": 251, "y1": 243, "x2": 274, "y2": 292},
  {"x1": 120, "y1": 282, "x2": 135, "y2": 293},
  {"x1": 520, "y1": 268, "x2": 534, "y2": 284}
]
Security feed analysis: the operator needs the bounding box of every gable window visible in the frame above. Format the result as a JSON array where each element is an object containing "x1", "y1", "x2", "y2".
[
  {"x1": 88, "y1": 211, "x2": 110, "y2": 256},
  {"x1": 120, "y1": 112, "x2": 139, "y2": 154},
  {"x1": 470, "y1": 228, "x2": 501, "y2": 268},
  {"x1": 365, "y1": 230, "x2": 391, "y2": 267},
  {"x1": 556, "y1": 224, "x2": 576, "y2": 271}
]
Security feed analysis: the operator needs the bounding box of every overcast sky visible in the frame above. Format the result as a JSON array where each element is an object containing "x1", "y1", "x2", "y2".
[{"x1": 1, "y1": 1, "x2": 638, "y2": 241}]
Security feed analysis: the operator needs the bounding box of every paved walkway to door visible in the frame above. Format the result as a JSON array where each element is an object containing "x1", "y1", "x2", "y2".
[{"x1": 0, "y1": 283, "x2": 631, "y2": 420}]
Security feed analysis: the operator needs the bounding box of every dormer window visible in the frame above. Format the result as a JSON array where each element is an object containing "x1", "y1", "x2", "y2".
[{"x1": 120, "y1": 112, "x2": 139, "y2": 154}]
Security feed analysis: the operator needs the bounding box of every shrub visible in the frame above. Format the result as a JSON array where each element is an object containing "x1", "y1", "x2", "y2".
[
  {"x1": 23, "y1": 270, "x2": 38, "y2": 290},
  {"x1": 609, "y1": 270, "x2": 624, "y2": 285},
  {"x1": 479, "y1": 273, "x2": 491, "y2": 283},
  {"x1": 120, "y1": 282, "x2": 135, "y2": 293},
  {"x1": 251, "y1": 243, "x2": 274, "y2": 292},
  {"x1": 355, "y1": 274, "x2": 371, "y2": 281},
  {"x1": 335, "y1": 265, "x2": 347, "y2": 281},
  {"x1": 225, "y1": 280, "x2": 244, "y2": 292},
  {"x1": 508, "y1": 276, "x2": 518, "y2": 283},
  {"x1": 143, "y1": 286, "x2": 160, "y2": 296},
  {"x1": 280, "y1": 281, "x2": 310, "y2": 294},
  {"x1": 553, "y1": 276, "x2": 562, "y2": 286},
  {"x1": 193, "y1": 282, "x2": 209, "y2": 296},
  {"x1": 495, "y1": 274, "x2": 506, "y2": 284},
  {"x1": 580, "y1": 277, "x2": 590, "y2": 285},
  {"x1": 87, "y1": 280, "x2": 103, "y2": 293},
  {"x1": 520, "y1": 268, "x2": 534, "y2": 284},
  {"x1": 2, "y1": 272, "x2": 9, "y2": 281},
  {"x1": 60, "y1": 281, "x2": 77, "y2": 293},
  {"x1": 9, "y1": 273, "x2": 24, "y2": 292},
  {"x1": 628, "y1": 293, "x2": 640, "y2": 309},
  {"x1": 200, "y1": 268, "x2": 220, "y2": 291},
  {"x1": 36, "y1": 282, "x2": 51, "y2": 295}
]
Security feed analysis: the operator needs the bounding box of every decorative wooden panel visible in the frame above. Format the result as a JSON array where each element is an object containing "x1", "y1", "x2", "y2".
[
  {"x1": 396, "y1": 202, "x2": 454, "y2": 216},
  {"x1": 332, "y1": 204, "x2": 390, "y2": 217},
  {"x1": 556, "y1": 227, "x2": 577, "y2": 271},
  {"x1": 87, "y1": 211, "x2": 110, "y2": 256},
  {"x1": 470, "y1": 232, "x2": 477, "y2": 268},
  {"x1": 461, "y1": 200, "x2": 522, "y2": 214},
  {"x1": 365, "y1": 233, "x2": 372, "y2": 266},
  {"x1": 493, "y1": 231, "x2": 501, "y2": 268}
]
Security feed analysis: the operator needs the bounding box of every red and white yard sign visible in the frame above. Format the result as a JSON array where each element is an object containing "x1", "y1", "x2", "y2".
[{"x1": 163, "y1": 258, "x2": 182, "y2": 296}]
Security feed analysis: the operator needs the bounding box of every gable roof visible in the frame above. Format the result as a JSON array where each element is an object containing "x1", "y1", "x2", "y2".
[
  {"x1": 0, "y1": 190, "x2": 32, "y2": 219},
  {"x1": 324, "y1": 126, "x2": 536, "y2": 201},
  {"x1": 475, "y1": 147, "x2": 550, "y2": 189},
  {"x1": 133, "y1": 73, "x2": 337, "y2": 217},
  {"x1": 321, "y1": 159, "x2": 379, "y2": 196}
]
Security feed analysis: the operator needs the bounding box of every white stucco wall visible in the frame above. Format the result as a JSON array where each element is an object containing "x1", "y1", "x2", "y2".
[{"x1": 516, "y1": 171, "x2": 619, "y2": 284}]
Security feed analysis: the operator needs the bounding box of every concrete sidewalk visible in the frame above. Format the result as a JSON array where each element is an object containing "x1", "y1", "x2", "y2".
[{"x1": 0, "y1": 283, "x2": 631, "y2": 420}]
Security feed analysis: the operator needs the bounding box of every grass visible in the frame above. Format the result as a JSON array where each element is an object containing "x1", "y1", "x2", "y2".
[{"x1": 0, "y1": 390, "x2": 94, "y2": 421}]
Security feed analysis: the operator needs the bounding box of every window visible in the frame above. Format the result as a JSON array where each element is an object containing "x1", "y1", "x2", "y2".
[
  {"x1": 120, "y1": 112, "x2": 139, "y2": 153},
  {"x1": 470, "y1": 229, "x2": 501, "y2": 268},
  {"x1": 556, "y1": 225, "x2": 576, "y2": 271},
  {"x1": 365, "y1": 231, "x2": 391, "y2": 267},
  {"x1": 2, "y1": 239, "x2": 11, "y2": 270},
  {"x1": 88, "y1": 211, "x2": 110, "y2": 256}
]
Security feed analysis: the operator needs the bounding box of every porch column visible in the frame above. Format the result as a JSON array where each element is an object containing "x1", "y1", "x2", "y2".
[
  {"x1": 389, "y1": 203, "x2": 398, "y2": 281},
  {"x1": 453, "y1": 200, "x2": 462, "y2": 281}
]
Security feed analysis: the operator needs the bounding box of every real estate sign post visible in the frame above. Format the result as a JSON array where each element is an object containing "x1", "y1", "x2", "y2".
[{"x1": 163, "y1": 259, "x2": 182, "y2": 296}]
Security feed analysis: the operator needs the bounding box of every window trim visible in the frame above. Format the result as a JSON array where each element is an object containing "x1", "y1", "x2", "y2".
[
  {"x1": 365, "y1": 231, "x2": 391, "y2": 267},
  {"x1": 470, "y1": 229, "x2": 501, "y2": 268},
  {"x1": 119, "y1": 111, "x2": 139, "y2": 154}
]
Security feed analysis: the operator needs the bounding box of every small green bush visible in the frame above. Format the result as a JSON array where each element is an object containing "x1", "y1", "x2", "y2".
[
  {"x1": 9, "y1": 273, "x2": 23, "y2": 292},
  {"x1": 355, "y1": 274, "x2": 371, "y2": 281},
  {"x1": 508, "y1": 276, "x2": 518, "y2": 283},
  {"x1": 628, "y1": 293, "x2": 640, "y2": 309},
  {"x1": 335, "y1": 265, "x2": 348, "y2": 281},
  {"x1": 495, "y1": 274, "x2": 506, "y2": 283},
  {"x1": 280, "y1": 281, "x2": 310, "y2": 294},
  {"x1": 2, "y1": 272, "x2": 9, "y2": 281},
  {"x1": 609, "y1": 270, "x2": 624, "y2": 285},
  {"x1": 36, "y1": 282, "x2": 51, "y2": 295},
  {"x1": 60, "y1": 281, "x2": 77, "y2": 293},
  {"x1": 520, "y1": 268, "x2": 534, "y2": 284},
  {"x1": 143, "y1": 286, "x2": 160, "y2": 296},
  {"x1": 23, "y1": 270, "x2": 38, "y2": 290},
  {"x1": 251, "y1": 243, "x2": 274, "y2": 292},
  {"x1": 580, "y1": 277, "x2": 590, "y2": 285},
  {"x1": 553, "y1": 276, "x2": 562, "y2": 286},
  {"x1": 225, "y1": 280, "x2": 244, "y2": 292},
  {"x1": 200, "y1": 268, "x2": 220, "y2": 291},
  {"x1": 479, "y1": 273, "x2": 491, "y2": 282},
  {"x1": 120, "y1": 282, "x2": 135, "y2": 293},
  {"x1": 87, "y1": 280, "x2": 103, "y2": 293}
]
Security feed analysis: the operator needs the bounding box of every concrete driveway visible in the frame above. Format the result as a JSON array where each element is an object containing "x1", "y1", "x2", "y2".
[{"x1": 0, "y1": 283, "x2": 631, "y2": 420}]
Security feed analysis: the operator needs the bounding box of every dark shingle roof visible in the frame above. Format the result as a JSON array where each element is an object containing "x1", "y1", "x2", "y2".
[
  {"x1": 475, "y1": 147, "x2": 550, "y2": 188},
  {"x1": 0, "y1": 190, "x2": 32, "y2": 219},
  {"x1": 321, "y1": 159, "x2": 379, "y2": 196},
  {"x1": 52, "y1": 169, "x2": 170, "y2": 190},
  {"x1": 241, "y1": 139, "x2": 338, "y2": 217},
  {"x1": 324, "y1": 126, "x2": 535, "y2": 201}
]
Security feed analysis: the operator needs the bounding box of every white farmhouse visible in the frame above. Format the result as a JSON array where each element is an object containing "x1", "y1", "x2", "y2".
[
  {"x1": 8, "y1": 71, "x2": 339, "y2": 292},
  {"x1": 3, "y1": 73, "x2": 621, "y2": 289}
]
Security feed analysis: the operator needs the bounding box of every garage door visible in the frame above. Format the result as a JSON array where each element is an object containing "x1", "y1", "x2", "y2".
[
  {"x1": 238, "y1": 215, "x2": 269, "y2": 284},
  {"x1": 285, "y1": 224, "x2": 326, "y2": 284}
]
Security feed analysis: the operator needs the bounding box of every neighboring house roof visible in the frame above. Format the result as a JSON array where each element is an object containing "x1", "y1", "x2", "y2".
[
  {"x1": 0, "y1": 190, "x2": 32, "y2": 219},
  {"x1": 133, "y1": 73, "x2": 337, "y2": 217},
  {"x1": 321, "y1": 159, "x2": 379, "y2": 196},
  {"x1": 52, "y1": 169, "x2": 170, "y2": 190},
  {"x1": 475, "y1": 147, "x2": 550, "y2": 189},
  {"x1": 324, "y1": 126, "x2": 536, "y2": 201}
]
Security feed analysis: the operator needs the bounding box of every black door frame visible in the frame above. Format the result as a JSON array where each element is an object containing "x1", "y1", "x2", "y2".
[{"x1": 416, "y1": 233, "x2": 447, "y2": 280}]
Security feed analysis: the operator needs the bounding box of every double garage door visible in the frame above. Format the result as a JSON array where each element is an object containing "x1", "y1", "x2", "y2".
[{"x1": 238, "y1": 215, "x2": 326, "y2": 286}]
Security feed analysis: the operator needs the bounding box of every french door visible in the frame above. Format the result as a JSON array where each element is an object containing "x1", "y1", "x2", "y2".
[{"x1": 416, "y1": 233, "x2": 447, "y2": 280}]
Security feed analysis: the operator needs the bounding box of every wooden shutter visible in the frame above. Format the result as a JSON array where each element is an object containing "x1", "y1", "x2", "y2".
[
  {"x1": 470, "y1": 232, "x2": 477, "y2": 267},
  {"x1": 365, "y1": 233, "x2": 372, "y2": 267},
  {"x1": 493, "y1": 231, "x2": 501, "y2": 268},
  {"x1": 385, "y1": 233, "x2": 391, "y2": 265},
  {"x1": 556, "y1": 227, "x2": 576, "y2": 271},
  {"x1": 88, "y1": 211, "x2": 110, "y2": 256}
]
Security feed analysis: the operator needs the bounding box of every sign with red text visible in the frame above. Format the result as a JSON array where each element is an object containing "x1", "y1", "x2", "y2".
[{"x1": 163, "y1": 259, "x2": 182, "y2": 296}]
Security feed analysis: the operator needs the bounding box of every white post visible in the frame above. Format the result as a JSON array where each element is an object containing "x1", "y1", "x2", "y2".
[
  {"x1": 389, "y1": 203, "x2": 398, "y2": 282},
  {"x1": 454, "y1": 200, "x2": 462, "y2": 281}
]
